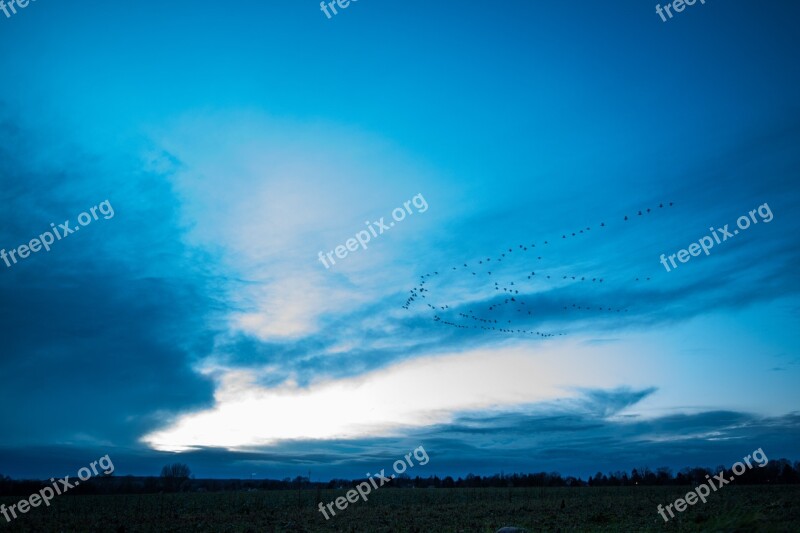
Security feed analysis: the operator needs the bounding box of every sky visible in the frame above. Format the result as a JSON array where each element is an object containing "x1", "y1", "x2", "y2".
[{"x1": 0, "y1": 0, "x2": 798, "y2": 481}]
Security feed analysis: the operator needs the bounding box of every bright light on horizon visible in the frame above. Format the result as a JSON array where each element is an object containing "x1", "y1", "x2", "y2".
[{"x1": 142, "y1": 347, "x2": 575, "y2": 452}]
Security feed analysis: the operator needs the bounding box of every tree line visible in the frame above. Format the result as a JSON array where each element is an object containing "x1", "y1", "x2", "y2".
[{"x1": 1, "y1": 459, "x2": 799, "y2": 496}]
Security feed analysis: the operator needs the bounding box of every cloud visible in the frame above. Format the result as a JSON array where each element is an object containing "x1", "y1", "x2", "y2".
[
  {"x1": 6, "y1": 389, "x2": 797, "y2": 480},
  {"x1": 0, "y1": 116, "x2": 217, "y2": 446},
  {"x1": 150, "y1": 111, "x2": 451, "y2": 343},
  {"x1": 142, "y1": 347, "x2": 577, "y2": 451}
]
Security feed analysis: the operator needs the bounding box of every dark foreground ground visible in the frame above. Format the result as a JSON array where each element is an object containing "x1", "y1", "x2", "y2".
[{"x1": 1, "y1": 485, "x2": 799, "y2": 532}]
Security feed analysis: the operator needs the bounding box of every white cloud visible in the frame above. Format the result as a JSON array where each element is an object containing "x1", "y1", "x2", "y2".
[
  {"x1": 143, "y1": 346, "x2": 577, "y2": 451},
  {"x1": 150, "y1": 110, "x2": 450, "y2": 341}
]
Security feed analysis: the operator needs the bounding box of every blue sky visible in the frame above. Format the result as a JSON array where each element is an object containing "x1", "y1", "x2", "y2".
[{"x1": 0, "y1": 0, "x2": 798, "y2": 480}]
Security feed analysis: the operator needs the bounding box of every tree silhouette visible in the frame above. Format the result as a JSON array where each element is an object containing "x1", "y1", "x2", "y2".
[{"x1": 160, "y1": 463, "x2": 191, "y2": 492}]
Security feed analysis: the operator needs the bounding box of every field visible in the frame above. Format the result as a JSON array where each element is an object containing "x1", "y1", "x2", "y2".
[{"x1": 1, "y1": 486, "x2": 799, "y2": 532}]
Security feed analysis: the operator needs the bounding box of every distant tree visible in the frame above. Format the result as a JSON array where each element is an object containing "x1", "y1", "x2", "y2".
[
  {"x1": 777, "y1": 460, "x2": 800, "y2": 484},
  {"x1": 394, "y1": 473, "x2": 412, "y2": 488},
  {"x1": 656, "y1": 467, "x2": 672, "y2": 485},
  {"x1": 160, "y1": 463, "x2": 191, "y2": 492},
  {"x1": 291, "y1": 475, "x2": 308, "y2": 489},
  {"x1": 161, "y1": 463, "x2": 191, "y2": 479}
]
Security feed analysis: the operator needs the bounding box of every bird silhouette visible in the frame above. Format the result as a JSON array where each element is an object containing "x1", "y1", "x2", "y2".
[{"x1": 400, "y1": 200, "x2": 674, "y2": 334}]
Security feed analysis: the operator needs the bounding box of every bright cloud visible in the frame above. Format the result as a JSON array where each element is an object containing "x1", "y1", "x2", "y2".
[{"x1": 143, "y1": 347, "x2": 582, "y2": 451}]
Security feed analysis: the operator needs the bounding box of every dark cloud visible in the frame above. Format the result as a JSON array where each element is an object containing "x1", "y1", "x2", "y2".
[
  {"x1": 2, "y1": 388, "x2": 797, "y2": 480},
  {"x1": 0, "y1": 116, "x2": 218, "y2": 447}
]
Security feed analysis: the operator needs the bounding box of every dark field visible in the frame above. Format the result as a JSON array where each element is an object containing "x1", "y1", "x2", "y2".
[{"x1": 1, "y1": 486, "x2": 799, "y2": 532}]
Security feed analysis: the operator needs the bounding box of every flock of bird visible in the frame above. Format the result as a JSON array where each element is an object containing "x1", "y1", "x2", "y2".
[{"x1": 402, "y1": 201, "x2": 675, "y2": 337}]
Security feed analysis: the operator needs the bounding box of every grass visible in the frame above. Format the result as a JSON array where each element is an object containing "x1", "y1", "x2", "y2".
[{"x1": 1, "y1": 485, "x2": 798, "y2": 532}]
